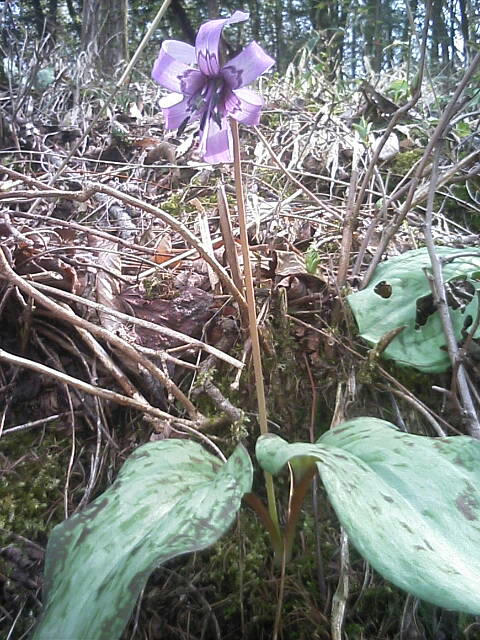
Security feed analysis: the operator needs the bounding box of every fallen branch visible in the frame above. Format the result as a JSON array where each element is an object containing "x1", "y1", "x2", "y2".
[
  {"x1": 2, "y1": 181, "x2": 248, "y2": 313},
  {"x1": 0, "y1": 346, "x2": 189, "y2": 425},
  {"x1": 30, "y1": 281, "x2": 244, "y2": 370},
  {"x1": 0, "y1": 247, "x2": 200, "y2": 420}
]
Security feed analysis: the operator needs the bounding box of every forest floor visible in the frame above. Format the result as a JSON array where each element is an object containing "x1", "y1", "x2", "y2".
[{"x1": 1, "y1": 50, "x2": 480, "y2": 639}]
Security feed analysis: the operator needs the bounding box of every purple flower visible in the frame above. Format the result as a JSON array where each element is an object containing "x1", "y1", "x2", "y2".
[{"x1": 151, "y1": 10, "x2": 275, "y2": 164}]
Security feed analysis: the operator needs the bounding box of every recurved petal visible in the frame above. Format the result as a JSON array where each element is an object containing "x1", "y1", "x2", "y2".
[
  {"x1": 200, "y1": 116, "x2": 232, "y2": 164},
  {"x1": 226, "y1": 87, "x2": 264, "y2": 125},
  {"x1": 222, "y1": 42, "x2": 275, "y2": 89},
  {"x1": 152, "y1": 41, "x2": 198, "y2": 93},
  {"x1": 195, "y1": 10, "x2": 249, "y2": 77},
  {"x1": 159, "y1": 93, "x2": 199, "y2": 130}
]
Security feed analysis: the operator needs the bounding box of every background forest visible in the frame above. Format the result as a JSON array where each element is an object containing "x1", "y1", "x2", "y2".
[
  {"x1": 2, "y1": 0, "x2": 479, "y2": 77},
  {"x1": 2, "y1": 0, "x2": 480, "y2": 639}
]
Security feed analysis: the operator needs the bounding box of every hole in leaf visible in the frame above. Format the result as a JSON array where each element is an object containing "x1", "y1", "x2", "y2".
[
  {"x1": 461, "y1": 315, "x2": 475, "y2": 346},
  {"x1": 445, "y1": 277, "x2": 475, "y2": 312},
  {"x1": 415, "y1": 279, "x2": 476, "y2": 329},
  {"x1": 374, "y1": 281, "x2": 392, "y2": 298},
  {"x1": 415, "y1": 293, "x2": 436, "y2": 329},
  {"x1": 462, "y1": 315, "x2": 473, "y2": 335}
]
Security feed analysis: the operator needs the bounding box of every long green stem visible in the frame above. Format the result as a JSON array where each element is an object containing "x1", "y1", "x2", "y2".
[{"x1": 230, "y1": 118, "x2": 280, "y2": 541}]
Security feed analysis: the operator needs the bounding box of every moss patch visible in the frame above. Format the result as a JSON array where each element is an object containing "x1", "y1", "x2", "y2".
[
  {"x1": 0, "y1": 430, "x2": 69, "y2": 547},
  {"x1": 389, "y1": 148, "x2": 424, "y2": 177}
]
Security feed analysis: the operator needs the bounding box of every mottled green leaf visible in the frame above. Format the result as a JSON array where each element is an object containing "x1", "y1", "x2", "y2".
[
  {"x1": 33, "y1": 440, "x2": 252, "y2": 640},
  {"x1": 347, "y1": 247, "x2": 480, "y2": 372},
  {"x1": 256, "y1": 418, "x2": 480, "y2": 613}
]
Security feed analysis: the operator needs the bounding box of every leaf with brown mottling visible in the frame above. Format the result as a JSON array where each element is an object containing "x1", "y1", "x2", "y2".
[
  {"x1": 33, "y1": 441, "x2": 252, "y2": 640},
  {"x1": 257, "y1": 417, "x2": 480, "y2": 613}
]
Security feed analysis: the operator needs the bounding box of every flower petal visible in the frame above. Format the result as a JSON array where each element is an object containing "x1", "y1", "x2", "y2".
[
  {"x1": 152, "y1": 41, "x2": 203, "y2": 94},
  {"x1": 195, "y1": 10, "x2": 249, "y2": 77},
  {"x1": 222, "y1": 42, "x2": 275, "y2": 89},
  {"x1": 225, "y1": 87, "x2": 264, "y2": 125},
  {"x1": 159, "y1": 93, "x2": 199, "y2": 130},
  {"x1": 200, "y1": 116, "x2": 232, "y2": 164}
]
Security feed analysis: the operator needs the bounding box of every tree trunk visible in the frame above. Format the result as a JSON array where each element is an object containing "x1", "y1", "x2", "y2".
[
  {"x1": 458, "y1": 0, "x2": 469, "y2": 61},
  {"x1": 169, "y1": 0, "x2": 196, "y2": 45},
  {"x1": 81, "y1": 0, "x2": 129, "y2": 77},
  {"x1": 274, "y1": 0, "x2": 283, "y2": 71},
  {"x1": 29, "y1": 0, "x2": 57, "y2": 44},
  {"x1": 431, "y1": 0, "x2": 449, "y2": 68},
  {"x1": 364, "y1": 0, "x2": 383, "y2": 72},
  {"x1": 350, "y1": 11, "x2": 358, "y2": 78},
  {"x1": 248, "y1": 0, "x2": 260, "y2": 40},
  {"x1": 402, "y1": 0, "x2": 418, "y2": 65},
  {"x1": 30, "y1": 0, "x2": 46, "y2": 38},
  {"x1": 46, "y1": 0, "x2": 58, "y2": 42},
  {"x1": 66, "y1": 0, "x2": 82, "y2": 38},
  {"x1": 207, "y1": 0, "x2": 218, "y2": 19}
]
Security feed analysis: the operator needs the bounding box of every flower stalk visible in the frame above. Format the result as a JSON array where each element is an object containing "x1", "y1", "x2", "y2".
[
  {"x1": 151, "y1": 9, "x2": 281, "y2": 550},
  {"x1": 230, "y1": 118, "x2": 280, "y2": 541}
]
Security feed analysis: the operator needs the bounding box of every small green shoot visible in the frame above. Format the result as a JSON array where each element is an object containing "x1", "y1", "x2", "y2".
[{"x1": 305, "y1": 245, "x2": 321, "y2": 274}]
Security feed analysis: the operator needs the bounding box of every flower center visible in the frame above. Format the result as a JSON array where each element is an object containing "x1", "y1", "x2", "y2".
[{"x1": 199, "y1": 76, "x2": 226, "y2": 131}]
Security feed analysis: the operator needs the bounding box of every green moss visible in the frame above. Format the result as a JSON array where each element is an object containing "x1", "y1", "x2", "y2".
[
  {"x1": 189, "y1": 510, "x2": 330, "y2": 638},
  {"x1": 389, "y1": 148, "x2": 424, "y2": 177},
  {"x1": 143, "y1": 272, "x2": 176, "y2": 299},
  {"x1": 208, "y1": 512, "x2": 270, "y2": 599},
  {"x1": 263, "y1": 112, "x2": 282, "y2": 128},
  {"x1": 0, "y1": 431, "x2": 68, "y2": 546},
  {"x1": 229, "y1": 417, "x2": 250, "y2": 444},
  {"x1": 0, "y1": 431, "x2": 70, "y2": 637},
  {"x1": 345, "y1": 622, "x2": 367, "y2": 636},
  {"x1": 160, "y1": 192, "x2": 184, "y2": 216},
  {"x1": 469, "y1": 213, "x2": 480, "y2": 233},
  {"x1": 442, "y1": 183, "x2": 480, "y2": 231}
]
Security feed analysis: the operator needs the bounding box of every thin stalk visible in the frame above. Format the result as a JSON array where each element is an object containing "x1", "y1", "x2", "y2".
[{"x1": 230, "y1": 118, "x2": 280, "y2": 540}]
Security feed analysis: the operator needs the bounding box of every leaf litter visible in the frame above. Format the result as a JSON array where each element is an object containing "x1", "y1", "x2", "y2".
[{"x1": 1, "y1": 41, "x2": 480, "y2": 638}]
